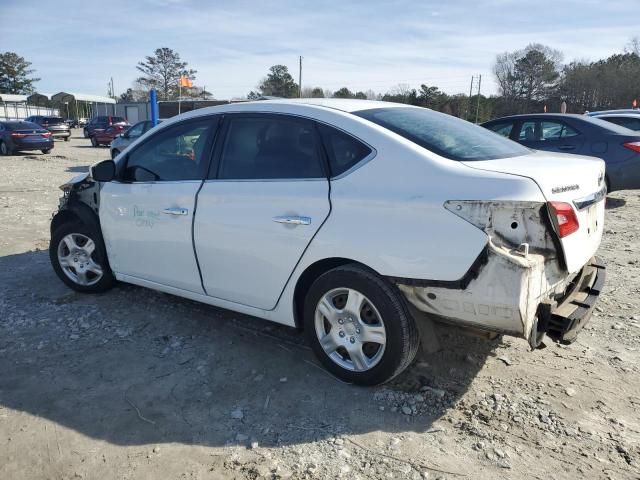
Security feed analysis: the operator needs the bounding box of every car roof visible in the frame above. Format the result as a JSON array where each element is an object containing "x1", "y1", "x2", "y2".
[
  {"x1": 588, "y1": 109, "x2": 640, "y2": 116},
  {"x1": 593, "y1": 113, "x2": 640, "y2": 118},
  {"x1": 253, "y1": 98, "x2": 406, "y2": 113}
]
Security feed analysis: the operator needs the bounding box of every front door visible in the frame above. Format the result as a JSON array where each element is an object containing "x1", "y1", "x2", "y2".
[
  {"x1": 100, "y1": 117, "x2": 218, "y2": 293},
  {"x1": 194, "y1": 113, "x2": 331, "y2": 310}
]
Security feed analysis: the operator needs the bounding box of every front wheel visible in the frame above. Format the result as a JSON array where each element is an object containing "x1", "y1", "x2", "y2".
[
  {"x1": 50, "y1": 221, "x2": 116, "y2": 293},
  {"x1": 0, "y1": 141, "x2": 12, "y2": 156},
  {"x1": 304, "y1": 264, "x2": 419, "y2": 385}
]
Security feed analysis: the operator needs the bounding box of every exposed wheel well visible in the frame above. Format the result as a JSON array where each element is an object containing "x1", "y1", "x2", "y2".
[
  {"x1": 50, "y1": 209, "x2": 81, "y2": 235},
  {"x1": 293, "y1": 257, "x2": 368, "y2": 328}
]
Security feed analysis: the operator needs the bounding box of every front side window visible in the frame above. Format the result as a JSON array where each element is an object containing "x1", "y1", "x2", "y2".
[
  {"x1": 217, "y1": 115, "x2": 325, "y2": 179},
  {"x1": 487, "y1": 122, "x2": 514, "y2": 138},
  {"x1": 126, "y1": 122, "x2": 145, "y2": 138},
  {"x1": 122, "y1": 118, "x2": 216, "y2": 182},
  {"x1": 318, "y1": 124, "x2": 372, "y2": 177},
  {"x1": 354, "y1": 107, "x2": 530, "y2": 161}
]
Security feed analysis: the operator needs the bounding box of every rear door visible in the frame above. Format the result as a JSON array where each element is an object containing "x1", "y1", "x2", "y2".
[
  {"x1": 194, "y1": 113, "x2": 331, "y2": 310},
  {"x1": 517, "y1": 119, "x2": 584, "y2": 154},
  {"x1": 100, "y1": 117, "x2": 219, "y2": 293}
]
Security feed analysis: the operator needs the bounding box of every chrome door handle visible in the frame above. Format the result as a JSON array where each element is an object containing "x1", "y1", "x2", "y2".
[
  {"x1": 163, "y1": 207, "x2": 188, "y2": 216},
  {"x1": 272, "y1": 215, "x2": 311, "y2": 226}
]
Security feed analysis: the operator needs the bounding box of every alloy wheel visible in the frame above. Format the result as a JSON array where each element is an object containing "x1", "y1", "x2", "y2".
[
  {"x1": 57, "y1": 233, "x2": 104, "y2": 286},
  {"x1": 314, "y1": 288, "x2": 387, "y2": 372}
]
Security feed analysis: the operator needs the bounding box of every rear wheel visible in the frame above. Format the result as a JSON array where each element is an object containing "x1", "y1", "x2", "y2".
[
  {"x1": 0, "y1": 141, "x2": 12, "y2": 156},
  {"x1": 64, "y1": 136, "x2": 70, "y2": 142},
  {"x1": 50, "y1": 221, "x2": 116, "y2": 293},
  {"x1": 304, "y1": 264, "x2": 419, "y2": 385},
  {"x1": 90, "y1": 136, "x2": 98, "y2": 147},
  {"x1": 42, "y1": 149, "x2": 52, "y2": 154},
  {"x1": 83, "y1": 129, "x2": 89, "y2": 138}
]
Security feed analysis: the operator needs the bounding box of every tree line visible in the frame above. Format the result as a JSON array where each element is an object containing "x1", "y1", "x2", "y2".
[{"x1": 2, "y1": 38, "x2": 639, "y2": 123}]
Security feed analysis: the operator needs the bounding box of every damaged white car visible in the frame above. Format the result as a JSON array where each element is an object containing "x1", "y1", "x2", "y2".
[{"x1": 49, "y1": 99, "x2": 606, "y2": 385}]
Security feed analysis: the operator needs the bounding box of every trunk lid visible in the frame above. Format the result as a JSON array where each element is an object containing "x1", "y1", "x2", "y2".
[{"x1": 463, "y1": 151, "x2": 606, "y2": 274}]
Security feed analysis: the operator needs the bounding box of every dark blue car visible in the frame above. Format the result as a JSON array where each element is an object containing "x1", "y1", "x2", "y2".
[
  {"x1": 482, "y1": 114, "x2": 640, "y2": 192},
  {"x1": 0, "y1": 121, "x2": 54, "y2": 155}
]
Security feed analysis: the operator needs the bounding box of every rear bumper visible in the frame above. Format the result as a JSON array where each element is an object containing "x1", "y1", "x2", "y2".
[
  {"x1": 543, "y1": 256, "x2": 605, "y2": 343},
  {"x1": 14, "y1": 140, "x2": 54, "y2": 150}
]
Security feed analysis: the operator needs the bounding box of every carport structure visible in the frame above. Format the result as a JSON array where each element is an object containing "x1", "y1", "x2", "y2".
[
  {"x1": 0, "y1": 94, "x2": 28, "y2": 120},
  {"x1": 50, "y1": 92, "x2": 116, "y2": 120}
]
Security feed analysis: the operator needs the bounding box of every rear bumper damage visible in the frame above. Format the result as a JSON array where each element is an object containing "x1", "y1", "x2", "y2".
[{"x1": 397, "y1": 250, "x2": 605, "y2": 346}]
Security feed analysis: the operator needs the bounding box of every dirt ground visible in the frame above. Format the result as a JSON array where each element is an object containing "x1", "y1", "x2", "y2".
[{"x1": 0, "y1": 133, "x2": 638, "y2": 480}]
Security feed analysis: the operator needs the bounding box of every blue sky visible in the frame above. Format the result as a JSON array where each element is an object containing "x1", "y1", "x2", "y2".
[{"x1": 1, "y1": 0, "x2": 637, "y2": 99}]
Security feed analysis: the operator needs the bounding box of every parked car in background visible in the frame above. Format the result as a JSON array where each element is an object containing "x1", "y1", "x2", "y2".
[
  {"x1": 91, "y1": 123, "x2": 128, "y2": 147},
  {"x1": 587, "y1": 109, "x2": 640, "y2": 116},
  {"x1": 0, "y1": 120, "x2": 54, "y2": 155},
  {"x1": 49, "y1": 99, "x2": 606, "y2": 385},
  {"x1": 24, "y1": 116, "x2": 71, "y2": 141},
  {"x1": 110, "y1": 120, "x2": 157, "y2": 158},
  {"x1": 588, "y1": 113, "x2": 640, "y2": 131},
  {"x1": 83, "y1": 116, "x2": 127, "y2": 138},
  {"x1": 482, "y1": 113, "x2": 640, "y2": 192}
]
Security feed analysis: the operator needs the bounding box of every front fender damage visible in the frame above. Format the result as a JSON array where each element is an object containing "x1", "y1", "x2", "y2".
[{"x1": 397, "y1": 201, "x2": 573, "y2": 342}]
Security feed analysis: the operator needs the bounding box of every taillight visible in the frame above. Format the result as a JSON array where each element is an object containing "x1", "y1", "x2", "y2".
[
  {"x1": 623, "y1": 141, "x2": 640, "y2": 153},
  {"x1": 548, "y1": 201, "x2": 579, "y2": 238},
  {"x1": 41, "y1": 132, "x2": 52, "y2": 138},
  {"x1": 11, "y1": 132, "x2": 27, "y2": 138}
]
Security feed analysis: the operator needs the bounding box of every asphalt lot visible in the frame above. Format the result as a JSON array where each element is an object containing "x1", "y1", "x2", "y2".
[{"x1": 0, "y1": 132, "x2": 638, "y2": 479}]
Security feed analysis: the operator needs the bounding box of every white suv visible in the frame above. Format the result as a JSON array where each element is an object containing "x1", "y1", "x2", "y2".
[{"x1": 49, "y1": 99, "x2": 606, "y2": 385}]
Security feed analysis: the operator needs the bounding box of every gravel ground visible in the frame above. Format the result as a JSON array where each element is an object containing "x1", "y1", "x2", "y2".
[{"x1": 0, "y1": 133, "x2": 638, "y2": 479}]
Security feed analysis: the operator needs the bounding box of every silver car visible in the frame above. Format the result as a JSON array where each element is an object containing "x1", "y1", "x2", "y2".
[{"x1": 110, "y1": 120, "x2": 156, "y2": 159}]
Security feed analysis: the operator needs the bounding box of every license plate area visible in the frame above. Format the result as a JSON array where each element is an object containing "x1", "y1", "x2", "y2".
[{"x1": 585, "y1": 205, "x2": 598, "y2": 236}]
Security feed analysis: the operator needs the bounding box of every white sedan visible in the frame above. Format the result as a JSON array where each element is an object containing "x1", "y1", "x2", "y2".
[{"x1": 49, "y1": 99, "x2": 606, "y2": 385}]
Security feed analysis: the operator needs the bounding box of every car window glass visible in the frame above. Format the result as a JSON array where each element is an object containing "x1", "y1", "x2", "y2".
[
  {"x1": 123, "y1": 118, "x2": 216, "y2": 182},
  {"x1": 518, "y1": 121, "x2": 539, "y2": 141},
  {"x1": 355, "y1": 107, "x2": 530, "y2": 161},
  {"x1": 317, "y1": 124, "x2": 371, "y2": 177},
  {"x1": 541, "y1": 121, "x2": 579, "y2": 140},
  {"x1": 487, "y1": 122, "x2": 514, "y2": 137},
  {"x1": 217, "y1": 115, "x2": 324, "y2": 179},
  {"x1": 127, "y1": 123, "x2": 145, "y2": 138}
]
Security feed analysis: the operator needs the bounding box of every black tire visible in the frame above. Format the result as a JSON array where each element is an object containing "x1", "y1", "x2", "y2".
[
  {"x1": 83, "y1": 128, "x2": 89, "y2": 138},
  {"x1": 42, "y1": 149, "x2": 52, "y2": 154},
  {"x1": 111, "y1": 149, "x2": 119, "y2": 159},
  {"x1": 0, "y1": 141, "x2": 12, "y2": 156},
  {"x1": 303, "y1": 264, "x2": 420, "y2": 385},
  {"x1": 64, "y1": 136, "x2": 70, "y2": 142},
  {"x1": 50, "y1": 221, "x2": 116, "y2": 293},
  {"x1": 91, "y1": 136, "x2": 98, "y2": 147}
]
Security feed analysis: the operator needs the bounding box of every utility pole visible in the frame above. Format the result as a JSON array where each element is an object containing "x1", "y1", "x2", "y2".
[
  {"x1": 466, "y1": 76, "x2": 475, "y2": 120},
  {"x1": 475, "y1": 74, "x2": 482, "y2": 124},
  {"x1": 299, "y1": 56, "x2": 303, "y2": 98}
]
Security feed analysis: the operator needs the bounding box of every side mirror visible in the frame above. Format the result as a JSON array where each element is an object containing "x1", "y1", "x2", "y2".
[{"x1": 91, "y1": 159, "x2": 116, "y2": 182}]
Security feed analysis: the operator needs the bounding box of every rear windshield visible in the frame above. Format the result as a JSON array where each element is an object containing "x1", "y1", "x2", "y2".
[
  {"x1": 5, "y1": 121, "x2": 42, "y2": 130},
  {"x1": 43, "y1": 117, "x2": 64, "y2": 123},
  {"x1": 580, "y1": 115, "x2": 638, "y2": 134},
  {"x1": 111, "y1": 116, "x2": 126, "y2": 123},
  {"x1": 354, "y1": 107, "x2": 531, "y2": 161}
]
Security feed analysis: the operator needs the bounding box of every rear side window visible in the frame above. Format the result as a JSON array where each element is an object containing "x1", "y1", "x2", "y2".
[
  {"x1": 604, "y1": 116, "x2": 640, "y2": 130},
  {"x1": 317, "y1": 124, "x2": 372, "y2": 177},
  {"x1": 123, "y1": 118, "x2": 216, "y2": 182},
  {"x1": 541, "y1": 121, "x2": 579, "y2": 140},
  {"x1": 217, "y1": 115, "x2": 325, "y2": 179},
  {"x1": 354, "y1": 107, "x2": 530, "y2": 161}
]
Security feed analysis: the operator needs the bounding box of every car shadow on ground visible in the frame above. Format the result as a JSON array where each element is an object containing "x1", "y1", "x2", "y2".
[
  {"x1": 606, "y1": 196, "x2": 627, "y2": 209},
  {"x1": 0, "y1": 250, "x2": 496, "y2": 449},
  {"x1": 65, "y1": 165, "x2": 90, "y2": 173}
]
